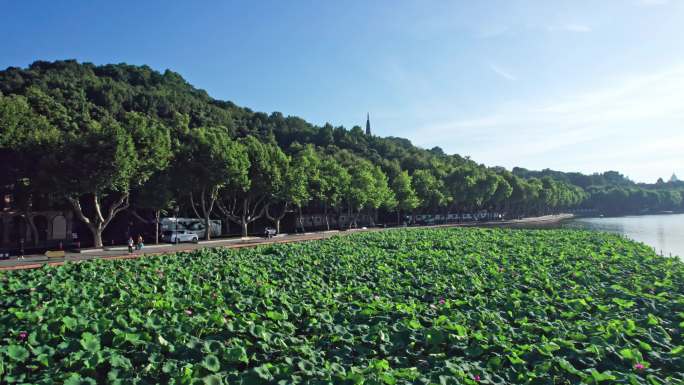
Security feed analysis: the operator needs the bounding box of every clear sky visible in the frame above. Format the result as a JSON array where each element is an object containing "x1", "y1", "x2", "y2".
[{"x1": 2, "y1": 0, "x2": 683, "y2": 183}]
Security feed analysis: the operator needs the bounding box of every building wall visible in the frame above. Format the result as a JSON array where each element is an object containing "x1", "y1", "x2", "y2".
[{"x1": 0, "y1": 210, "x2": 73, "y2": 250}]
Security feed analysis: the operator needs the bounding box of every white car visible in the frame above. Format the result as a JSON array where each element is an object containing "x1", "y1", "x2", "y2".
[{"x1": 162, "y1": 230, "x2": 199, "y2": 244}]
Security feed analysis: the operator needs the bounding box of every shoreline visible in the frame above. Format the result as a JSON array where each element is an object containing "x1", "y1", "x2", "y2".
[
  {"x1": 574, "y1": 212, "x2": 684, "y2": 219},
  {"x1": 0, "y1": 213, "x2": 573, "y2": 271}
]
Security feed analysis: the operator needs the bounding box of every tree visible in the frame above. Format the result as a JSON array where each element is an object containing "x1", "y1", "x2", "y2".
[
  {"x1": 48, "y1": 119, "x2": 137, "y2": 248},
  {"x1": 0, "y1": 93, "x2": 60, "y2": 245},
  {"x1": 343, "y1": 161, "x2": 391, "y2": 229},
  {"x1": 56, "y1": 112, "x2": 172, "y2": 247},
  {"x1": 6, "y1": 59, "x2": 673, "y2": 237},
  {"x1": 445, "y1": 166, "x2": 500, "y2": 212},
  {"x1": 266, "y1": 145, "x2": 319, "y2": 233},
  {"x1": 179, "y1": 127, "x2": 249, "y2": 240},
  {"x1": 413, "y1": 169, "x2": 448, "y2": 214},
  {"x1": 485, "y1": 174, "x2": 512, "y2": 211},
  {"x1": 313, "y1": 156, "x2": 350, "y2": 230},
  {"x1": 391, "y1": 170, "x2": 420, "y2": 224},
  {"x1": 130, "y1": 170, "x2": 176, "y2": 244},
  {"x1": 219, "y1": 136, "x2": 287, "y2": 237},
  {"x1": 525, "y1": 178, "x2": 543, "y2": 216},
  {"x1": 369, "y1": 165, "x2": 396, "y2": 224}
]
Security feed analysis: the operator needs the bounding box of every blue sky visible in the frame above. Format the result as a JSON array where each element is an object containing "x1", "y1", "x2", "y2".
[{"x1": 2, "y1": 0, "x2": 683, "y2": 183}]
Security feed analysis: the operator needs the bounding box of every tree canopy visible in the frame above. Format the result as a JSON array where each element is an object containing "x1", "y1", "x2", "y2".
[{"x1": 1, "y1": 60, "x2": 680, "y2": 246}]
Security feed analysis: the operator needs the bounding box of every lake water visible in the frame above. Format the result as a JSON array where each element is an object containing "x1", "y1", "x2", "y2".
[{"x1": 560, "y1": 214, "x2": 684, "y2": 258}]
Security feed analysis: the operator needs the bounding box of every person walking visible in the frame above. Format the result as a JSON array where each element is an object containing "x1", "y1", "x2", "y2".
[
  {"x1": 137, "y1": 235, "x2": 144, "y2": 250},
  {"x1": 127, "y1": 236, "x2": 134, "y2": 254}
]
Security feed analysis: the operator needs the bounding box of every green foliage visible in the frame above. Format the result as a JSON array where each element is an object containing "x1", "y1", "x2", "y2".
[
  {"x1": 178, "y1": 127, "x2": 249, "y2": 238},
  {"x1": 0, "y1": 93, "x2": 59, "y2": 149},
  {"x1": 240, "y1": 135, "x2": 288, "y2": 196},
  {"x1": 1, "y1": 228, "x2": 682, "y2": 384},
  {"x1": 50, "y1": 118, "x2": 137, "y2": 195},
  {"x1": 391, "y1": 170, "x2": 420, "y2": 212},
  {"x1": 413, "y1": 169, "x2": 448, "y2": 210},
  {"x1": 513, "y1": 167, "x2": 684, "y2": 215},
  {"x1": 283, "y1": 144, "x2": 320, "y2": 208},
  {"x1": 6, "y1": 59, "x2": 680, "y2": 247},
  {"x1": 121, "y1": 111, "x2": 173, "y2": 182},
  {"x1": 346, "y1": 160, "x2": 379, "y2": 212},
  {"x1": 314, "y1": 156, "x2": 351, "y2": 209},
  {"x1": 178, "y1": 127, "x2": 249, "y2": 193}
]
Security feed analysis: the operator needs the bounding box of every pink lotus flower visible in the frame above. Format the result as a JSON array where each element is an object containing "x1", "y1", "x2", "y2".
[
  {"x1": 635, "y1": 363, "x2": 645, "y2": 370},
  {"x1": 473, "y1": 374, "x2": 481, "y2": 382},
  {"x1": 18, "y1": 331, "x2": 28, "y2": 341},
  {"x1": 439, "y1": 298, "x2": 446, "y2": 305},
  {"x1": 185, "y1": 309, "x2": 193, "y2": 316}
]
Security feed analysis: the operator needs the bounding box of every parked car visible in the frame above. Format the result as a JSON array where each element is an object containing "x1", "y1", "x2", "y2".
[
  {"x1": 263, "y1": 227, "x2": 277, "y2": 239},
  {"x1": 162, "y1": 230, "x2": 199, "y2": 244}
]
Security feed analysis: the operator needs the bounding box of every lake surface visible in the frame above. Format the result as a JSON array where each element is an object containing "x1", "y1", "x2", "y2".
[{"x1": 560, "y1": 214, "x2": 684, "y2": 258}]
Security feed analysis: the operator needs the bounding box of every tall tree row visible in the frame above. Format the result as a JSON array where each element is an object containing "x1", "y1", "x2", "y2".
[{"x1": 3, "y1": 60, "x2": 667, "y2": 247}]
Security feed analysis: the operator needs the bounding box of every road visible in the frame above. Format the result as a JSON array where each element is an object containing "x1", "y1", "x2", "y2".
[{"x1": 0, "y1": 214, "x2": 572, "y2": 271}]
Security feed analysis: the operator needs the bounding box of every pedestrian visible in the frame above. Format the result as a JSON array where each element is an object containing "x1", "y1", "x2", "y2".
[
  {"x1": 127, "y1": 236, "x2": 134, "y2": 254},
  {"x1": 137, "y1": 235, "x2": 144, "y2": 250}
]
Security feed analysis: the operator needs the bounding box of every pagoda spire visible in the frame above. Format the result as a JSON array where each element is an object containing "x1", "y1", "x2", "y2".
[{"x1": 366, "y1": 113, "x2": 371, "y2": 136}]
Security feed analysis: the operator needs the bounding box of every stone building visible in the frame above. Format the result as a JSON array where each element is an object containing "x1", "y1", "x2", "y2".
[{"x1": 1, "y1": 194, "x2": 74, "y2": 252}]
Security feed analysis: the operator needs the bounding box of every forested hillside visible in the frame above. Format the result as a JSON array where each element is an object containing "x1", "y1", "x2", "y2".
[
  {"x1": 513, "y1": 168, "x2": 684, "y2": 216},
  {"x1": 0, "y1": 60, "x2": 679, "y2": 247}
]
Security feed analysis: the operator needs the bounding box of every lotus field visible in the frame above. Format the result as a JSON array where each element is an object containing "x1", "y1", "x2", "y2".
[{"x1": 1, "y1": 228, "x2": 684, "y2": 384}]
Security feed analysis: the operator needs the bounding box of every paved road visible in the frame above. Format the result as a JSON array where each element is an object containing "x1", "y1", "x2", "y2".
[
  {"x1": 0, "y1": 231, "x2": 343, "y2": 271},
  {"x1": 0, "y1": 214, "x2": 572, "y2": 271}
]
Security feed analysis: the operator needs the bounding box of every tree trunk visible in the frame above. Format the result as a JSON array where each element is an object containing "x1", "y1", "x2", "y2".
[
  {"x1": 204, "y1": 214, "x2": 212, "y2": 241},
  {"x1": 26, "y1": 214, "x2": 38, "y2": 246},
  {"x1": 348, "y1": 208, "x2": 358, "y2": 230},
  {"x1": 241, "y1": 220, "x2": 248, "y2": 237},
  {"x1": 323, "y1": 203, "x2": 330, "y2": 231},
  {"x1": 397, "y1": 210, "x2": 401, "y2": 226},
  {"x1": 89, "y1": 224, "x2": 103, "y2": 249},
  {"x1": 228, "y1": 196, "x2": 267, "y2": 237},
  {"x1": 190, "y1": 187, "x2": 219, "y2": 241},
  {"x1": 68, "y1": 193, "x2": 128, "y2": 249},
  {"x1": 265, "y1": 202, "x2": 288, "y2": 235},
  {"x1": 154, "y1": 210, "x2": 160, "y2": 244},
  {"x1": 349, "y1": 210, "x2": 361, "y2": 230},
  {"x1": 297, "y1": 206, "x2": 306, "y2": 233}
]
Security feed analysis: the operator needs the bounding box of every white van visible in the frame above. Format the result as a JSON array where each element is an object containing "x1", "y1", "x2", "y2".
[{"x1": 160, "y1": 218, "x2": 221, "y2": 238}]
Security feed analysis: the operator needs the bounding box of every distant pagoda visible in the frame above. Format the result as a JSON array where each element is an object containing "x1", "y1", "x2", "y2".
[
  {"x1": 366, "y1": 113, "x2": 371, "y2": 136},
  {"x1": 670, "y1": 173, "x2": 679, "y2": 183}
]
